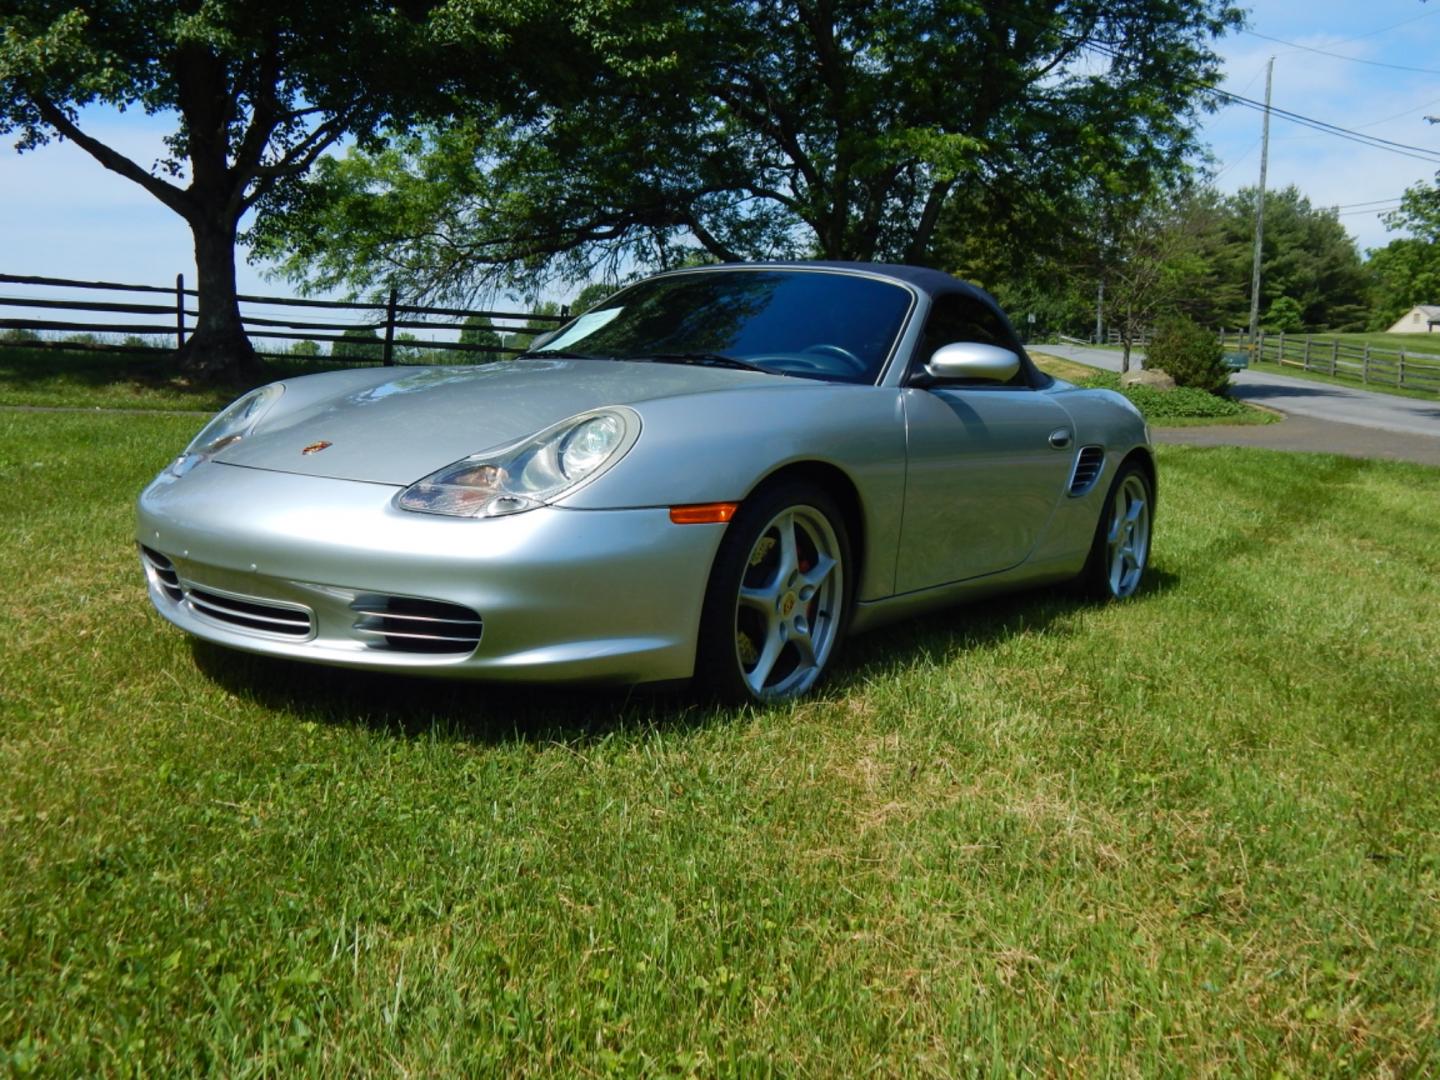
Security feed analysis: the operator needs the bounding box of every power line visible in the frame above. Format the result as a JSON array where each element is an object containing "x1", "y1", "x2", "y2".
[
  {"x1": 1210, "y1": 136, "x2": 1261, "y2": 180},
  {"x1": 1337, "y1": 205, "x2": 1402, "y2": 217},
  {"x1": 1217, "y1": 89, "x2": 1440, "y2": 165},
  {"x1": 1308, "y1": 7, "x2": 1440, "y2": 48},
  {"x1": 1241, "y1": 30, "x2": 1440, "y2": 76},
  {"x1": 1352, "y1": 94, "x2": 1440, "y2": 132},
  {"x1": 1332, "y1": 196, "x2": 1407, "y2": 209},
  {"x1": 1073, "y1": 35, "x2": 1440, "y2": 164}
]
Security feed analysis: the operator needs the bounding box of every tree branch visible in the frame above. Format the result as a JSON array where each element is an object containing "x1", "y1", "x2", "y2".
[
  {"x1": 30, "y1": 95, "x2": 194, "y2": 220},
  {"x1": 239, "y1": 117, "x2": 351, "y2": 213}
]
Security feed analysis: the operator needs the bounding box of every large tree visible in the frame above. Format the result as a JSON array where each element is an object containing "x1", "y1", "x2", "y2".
[
  {"x1": 939, "y1": 183, "x2": 1370, "y2": 341},
  {"x1": 255, "y1": 0, "x2": 1242, "y2": 300},
  {"x1": 1367, "y1": 179, "x2": 1440, "y2": 329},
  {"x1": 1191, "y1": 186, "x2": 1369, "y2": 332},
  {"x1": 0, "y1": 0, "x2": 515, "y2": 381}
]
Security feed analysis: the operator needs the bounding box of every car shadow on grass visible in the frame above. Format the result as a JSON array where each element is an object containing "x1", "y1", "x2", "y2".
[{"x1": 190, "y1": 567, "x2": 1180, "y2": 745}]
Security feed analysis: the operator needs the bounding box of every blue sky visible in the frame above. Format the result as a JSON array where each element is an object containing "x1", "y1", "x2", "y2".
[{"x1": 2, "y1": 0, "x2": 1439, "y2": 298}]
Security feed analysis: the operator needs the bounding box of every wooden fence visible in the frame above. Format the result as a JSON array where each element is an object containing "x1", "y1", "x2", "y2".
[
  {"x1": 0, "y1": 272, "x2": 570, "y2": 365},
  {"x1": 1221, "y1": 332, "x2": 1440, "y2": 394}
]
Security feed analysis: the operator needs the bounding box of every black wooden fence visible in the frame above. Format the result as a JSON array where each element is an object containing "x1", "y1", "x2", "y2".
[{"x1": 0, "y1": 272, "x2": 570, "y2": 365}]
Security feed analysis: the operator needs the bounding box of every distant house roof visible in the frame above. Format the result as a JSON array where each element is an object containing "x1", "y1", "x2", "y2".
[{"x1": 1414, "y1": 305, "x2": 1440, "y2": 320}]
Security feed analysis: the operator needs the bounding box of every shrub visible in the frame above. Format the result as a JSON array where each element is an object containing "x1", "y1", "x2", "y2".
[
  {"x1": 1263, "y1": 296, "x2": 1305, "y2": 333},
  {"x1": 1076, "y1": 370, "x2": 1247, "y2": 420},
  {"x1": 0, "y1": 328, "x2": 41, "y2": 345},
  {"x1": 331, "y1": 326, "x2": 383, "y2": 361},
  {"x1": 1121, "y1": 383, "x2": 1248, "y2": 419},
  {"x1": 1144, "y1": 315, "x2": 1229, "y2": 395}
]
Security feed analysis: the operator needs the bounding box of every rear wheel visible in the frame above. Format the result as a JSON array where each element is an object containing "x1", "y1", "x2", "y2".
[
  {"x1": 1078, "y1": 461, "x2": 1153, "y2": 600},
  {"x1": 696, "y1": 482, "x2": 850, "y2": 703}
]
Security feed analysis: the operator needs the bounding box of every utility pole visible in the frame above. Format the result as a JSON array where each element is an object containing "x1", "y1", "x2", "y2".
[
  {"x1": 1095, "y1": 279, "x2": 1104, "y2": 344},
  {"x1": 1247, "y1": 56, "x2": 1274, "y2": 345}
]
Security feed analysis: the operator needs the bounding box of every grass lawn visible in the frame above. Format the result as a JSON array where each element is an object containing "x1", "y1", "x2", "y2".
[
  {"x1": 0, "y1": 346, "x2": 348, "y2": 412},
  {"x1": 3, "y1": 411, "x2": 1439, "y2": 1075},
  {"x1": 1310, "y1": 332, "x2": 1440, "y2": 358}
]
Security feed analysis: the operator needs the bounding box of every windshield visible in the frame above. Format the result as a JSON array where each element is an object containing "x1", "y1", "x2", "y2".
[{"x1": 532, "y1": 269, "x2": 913, "y2": 383}]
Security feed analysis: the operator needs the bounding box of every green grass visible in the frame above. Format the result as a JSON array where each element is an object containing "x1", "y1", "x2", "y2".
[
  {"x1": 0, "y1": 346, "x2": 354, "y2": 412},
  {"x1": 1308, "y1": 332, "x2": 1440, "y2": 357},
  {"x1": 3, "y1": 411, "x2": 1439, "y2": 1075},
  {"x1": 1033, "y1": 354, "x2": 1277, "y2": 425},
  {"x1": 1029, "y1": 352, "x2": 1098, "y2": 383},
  {"x1": 1243, "y1": 357, "x2": 1440, "y2": 403}
]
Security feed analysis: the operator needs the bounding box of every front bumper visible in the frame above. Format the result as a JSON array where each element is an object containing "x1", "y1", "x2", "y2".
[{"x1": 136, "y1": 463, "x2": 727, "y2": 683}]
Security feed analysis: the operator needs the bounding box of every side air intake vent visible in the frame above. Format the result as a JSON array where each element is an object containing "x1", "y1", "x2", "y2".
[
  {"x1": 351, "y1": 596, "x2": 483, "y2": 655},
  {"x1": 1069, "y1": 446, "x2": 1105, "y2": 497},
  {"x1": 139, "y1": 545, "x2": 183, "y2": 603}
]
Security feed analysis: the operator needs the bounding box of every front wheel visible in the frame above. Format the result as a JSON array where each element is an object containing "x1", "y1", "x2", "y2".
[
  {"x1": 695, "y1": 482, "x2": 851, "y2": 704},
  {"x1": 1078, "y1": 461, "x2": 1153, "y2": 600}
]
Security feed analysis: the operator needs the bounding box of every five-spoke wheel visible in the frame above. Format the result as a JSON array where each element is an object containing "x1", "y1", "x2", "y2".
[
  {"x1": 1079, "y1": 460, "x2": 1153, "y2": 600},
  {"x1": 697, "y1": 482, "x2": 850, "y2": 703}
]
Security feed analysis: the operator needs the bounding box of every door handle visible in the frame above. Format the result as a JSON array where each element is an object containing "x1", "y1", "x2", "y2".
[{"x1": 1048, "y1": 428, "x2": 1072, "y2": 449}]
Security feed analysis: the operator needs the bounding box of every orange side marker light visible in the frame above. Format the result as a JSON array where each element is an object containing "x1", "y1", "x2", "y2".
[{"x1": 669, "y1": 502, "x2": 739, "y2": 525}]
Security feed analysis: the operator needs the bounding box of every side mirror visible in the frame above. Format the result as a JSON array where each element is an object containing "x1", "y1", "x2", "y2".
[
  {"x1": 527, "y1": 329, "x2": 560, "y2": 351},
  {"x1": 922, "y1": 341, "x2": 1021, "y2": 384}
]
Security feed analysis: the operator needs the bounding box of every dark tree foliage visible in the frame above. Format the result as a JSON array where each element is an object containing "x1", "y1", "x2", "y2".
[
  {"x1": 331, "y1": 326, "x2": 383, "y2": 361},
  {"x1": 458, "y1": 315, "x2": 503, "y2": 361},
  {"x1": 1198, "y1": 187, "x2": 1369, "y2": 332},
  {"x1": 942, "y1": 183, "x2": 1369, "y2": 339},
  {"x1": 0, "y1": 0, "x2": 521, "y2": 382},
  {"x1": 255, "y1": 0, "x2": 1242, "y2": 300}
]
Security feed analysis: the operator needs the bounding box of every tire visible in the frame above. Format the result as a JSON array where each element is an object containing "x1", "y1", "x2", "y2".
[
  {"x1": 695, "y1": 481, "x2": 852, "y2": 704},
  {"x1": 1077, "y1": 460, "x2": 1153, "y2": 600}
]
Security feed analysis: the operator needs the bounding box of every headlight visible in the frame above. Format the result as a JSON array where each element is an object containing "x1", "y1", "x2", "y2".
[
  {"x1": 396, "y1": 408, "x2": 639, "y2": 518},
  {"x1": 169, "y1": 383, "x2": 285, "y2": 476}
]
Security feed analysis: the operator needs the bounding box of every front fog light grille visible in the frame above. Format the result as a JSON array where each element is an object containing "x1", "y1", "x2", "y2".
[
  {"x1": 140, "y1": 545, "x2": 183, "y2": 603},
  {"x1": 350, "y1": 596, "x2": 483, "y2": 654},
  {"x1": 187, "y1": 588, "x2": 313, "y2": 638}
]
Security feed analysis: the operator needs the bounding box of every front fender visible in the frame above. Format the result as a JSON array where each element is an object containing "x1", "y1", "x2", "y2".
[{"x1": 565, "y1": 383, "x2": 908, "y2": 600}]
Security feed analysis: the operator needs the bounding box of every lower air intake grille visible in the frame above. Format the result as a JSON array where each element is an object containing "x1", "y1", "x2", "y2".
[
  {"x1": 187, "y1": 588, "x2": 314, "y2": 638},
  {"x1": 139, "y1": 545, "x2": 183, "y2": 603},
  {"x1": 351, "y1": 596, "x2": 483, "y2": 654},
  {"x1": 1069, "y1": 446, "x2": 1105, "y2": 496}
]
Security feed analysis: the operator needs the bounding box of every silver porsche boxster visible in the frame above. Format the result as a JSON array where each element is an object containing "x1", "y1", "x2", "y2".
[{"x1": 137, "y1": 262, "x2": 1154, "y2": 702}]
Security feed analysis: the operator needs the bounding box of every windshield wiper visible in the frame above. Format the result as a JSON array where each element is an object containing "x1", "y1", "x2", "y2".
[{"x1": 623, "y1": 351, "x2": 771, "y2": 374}]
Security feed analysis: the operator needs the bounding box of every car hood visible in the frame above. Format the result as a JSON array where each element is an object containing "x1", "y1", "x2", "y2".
[{"x1": 216, "y1": 359, "x2": 800, "y2": 485}]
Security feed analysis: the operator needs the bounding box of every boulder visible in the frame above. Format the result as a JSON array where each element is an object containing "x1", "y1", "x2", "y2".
[{"x1": 1120, "y1": 368, "x2": 1176, "y2": 391}]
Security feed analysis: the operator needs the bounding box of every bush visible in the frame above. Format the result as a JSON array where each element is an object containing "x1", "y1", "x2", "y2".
[
  {"x1": 0, "y1": 328, "x2": 41, "y2": 345},
  {"x1": 1263, "y1": 296, "x2": 1305, "y2": 333},
  {"x1": 332, "y1": 326, "x2": 383, "y2": 361},
  {"x1": 1121, "y1": 383, "x2": 1248, "y2": 419},
  {"x1": 1144, "y1": 316, "x2": 1229, "y2": 394},
  {"x1": 1077, "y1": 370, "x2": 1249, "y2": 420}
]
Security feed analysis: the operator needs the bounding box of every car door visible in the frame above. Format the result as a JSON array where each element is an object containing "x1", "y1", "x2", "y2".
[{"x1": 895, "y1": 294, "x2": 1075, "y2": 592}]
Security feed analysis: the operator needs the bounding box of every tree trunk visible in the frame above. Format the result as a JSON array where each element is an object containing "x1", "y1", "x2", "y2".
[
  {"x1": 1121, "y1": 304, "x2": 1133, "y2": 373},
  {"x1": 176, "y1": 213, "x2": 260, "y2": 385}
]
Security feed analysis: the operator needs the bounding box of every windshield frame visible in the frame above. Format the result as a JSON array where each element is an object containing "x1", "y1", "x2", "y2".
[{"x1": 531, "y1": 265, "x2": 920, "y2": 386}]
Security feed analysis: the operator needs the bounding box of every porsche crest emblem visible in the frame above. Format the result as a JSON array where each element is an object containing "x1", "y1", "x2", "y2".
[{"x1": 301, "y1": 441, "x2": 332, "y2": 455}]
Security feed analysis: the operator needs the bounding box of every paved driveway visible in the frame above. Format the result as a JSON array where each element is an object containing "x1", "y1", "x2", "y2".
[{"x1": 1039, "y1": 343, "x2": 1440, "y2": 440}]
